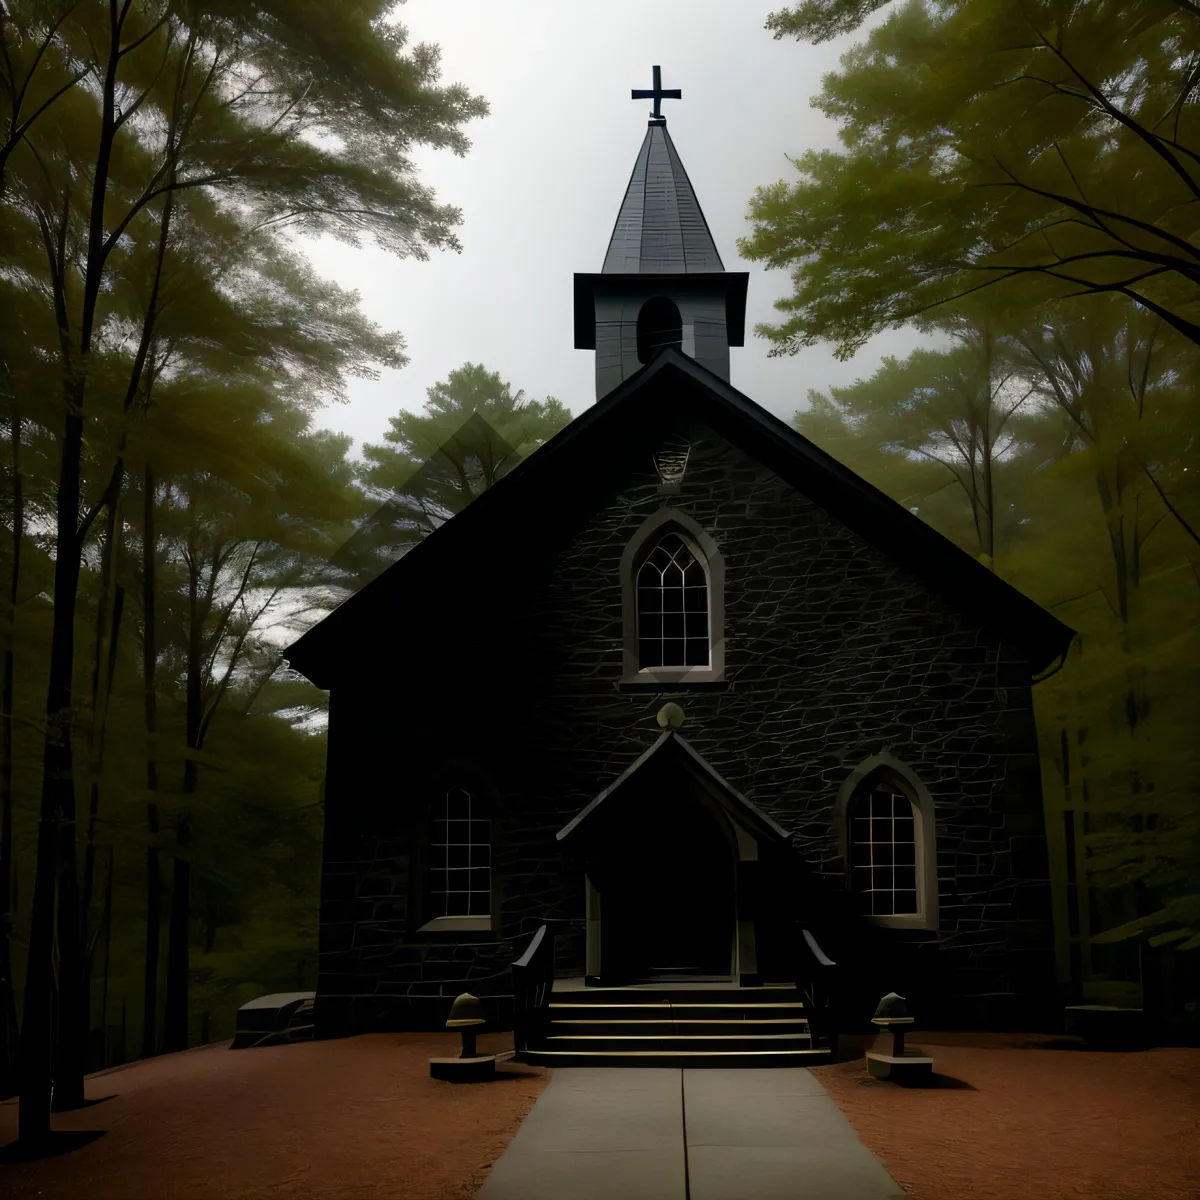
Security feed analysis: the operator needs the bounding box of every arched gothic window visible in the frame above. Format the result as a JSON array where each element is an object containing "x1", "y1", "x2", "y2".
[
  {"x1": 848, "y1": 779, "x2": 919, "y2": 917},
  {"x1": 620, "y1": 509, "x2": 725, "y2": 684},
  {"x1": 637, "y1": 297, "x2": 683, "y2": 363},
  {"x1": 427, "y1": 785, "x2": 491, "y2": 918},
  {"x1": 636, "y1": 531, "x2": 710, "y2": 668}
]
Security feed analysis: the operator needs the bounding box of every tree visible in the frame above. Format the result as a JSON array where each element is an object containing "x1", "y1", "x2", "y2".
[
  {"x1": 799, "y1": 316, "x2": 1037, "y2": 563},
  {"x1": 340, "y1": 363, "x2": 571, "y2": 580},
  {"x1": 2, "y1": 0, "x2": 486, "y2": 1146},
  {"x1": 1009, "y1": 299, "x2": 1195, "y2": 636},
  {"x1": 149, "y1": 415, "x2": 362, "y2": 1051},
  {"x1": 744, "y1": 0, "x2": 1200, "y2": 356},
  {"x1": 785, "y1": 295, "x2": 1200, "y2": 961}
]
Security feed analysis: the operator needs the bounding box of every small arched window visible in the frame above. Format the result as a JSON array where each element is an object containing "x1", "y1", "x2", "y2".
[
  {"x1": 848, "y1": 779, "x2": 919, "y2": 917},
  {"x1": 636, "y1": 531, "x2": 710, "y2": 668},
  {"x1": 637, "y1": 297, "x2": 683, "y2": 364},
  {"x1": 428, "y1": 784, "x2": 491, "y2": 918}
]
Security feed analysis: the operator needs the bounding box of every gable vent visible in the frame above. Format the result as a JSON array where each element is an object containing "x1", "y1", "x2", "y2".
[{"x1": 653, "y1": 446, "x2": 690, "y2": 487}]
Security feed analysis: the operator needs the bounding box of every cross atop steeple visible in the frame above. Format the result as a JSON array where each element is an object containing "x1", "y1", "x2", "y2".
[{"x1": 631, "y1": 65, "x2": 681, "y2": 123}]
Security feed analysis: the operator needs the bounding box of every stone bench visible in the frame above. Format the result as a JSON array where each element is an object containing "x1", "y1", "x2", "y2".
[{"x1": 231, "y1": 991, "x2": 316, "y2": 1049}]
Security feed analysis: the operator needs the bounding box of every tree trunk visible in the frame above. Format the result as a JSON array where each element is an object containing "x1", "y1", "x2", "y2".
[
  {"x1": 100, "y1": 847, "x2": 114, "y2": 1071},
  {"x1": 21, "y1": 9, "x2": 135, "y2": 1136},
  {"x1": 141, "y1": 464, "x2": 161, "y2": 1061},
  {"x1": 80, "y1": 492, "x2": 125, "y2": 1076},
  {"x1": 142, "y1": 804, "x2": 161, "y2": 1060},
  {"x1": 164, "y1": 546, "x2": 202, "y2": 1054},
  {"x1": 20, "y1": 364, "x2": 89, "y2": 1140},
  {"x1": 0, "y1": 401, "x2": 24, "y2": 1100},
  {"x1": 979, "y1": 324, "x2": 996, "y2": 562},
  {"x1": 163, "y1": 818, "x2": 191, "y2": 1053}
]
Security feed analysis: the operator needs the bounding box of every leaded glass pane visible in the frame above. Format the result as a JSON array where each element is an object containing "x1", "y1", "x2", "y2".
[
  {"x1": 636, "y1": 532, "x2": 710, "y2": 668},
  {"x1": 848, "y1": 785, "x2": 919, "y2": 917},
  {"x1": 428, "y1": 786, "x2": 491, "y2": 919}
]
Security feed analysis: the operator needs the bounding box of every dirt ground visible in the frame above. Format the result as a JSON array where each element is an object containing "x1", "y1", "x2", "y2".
[
  {"x1": 1, "y1": 1030, "x2": 1198, "y2": 1200},
  {"x1": 810, "y1": 1031, "x2": 1200, "y2": 1200},
  {"x1": 0, "y1": 1031, "x2": 550, "y2": 1200}
]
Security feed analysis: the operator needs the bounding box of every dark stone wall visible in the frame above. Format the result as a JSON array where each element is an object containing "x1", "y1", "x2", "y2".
[{"x1": 313, "y1": 417, "x2": 1057, "y2": 1036}]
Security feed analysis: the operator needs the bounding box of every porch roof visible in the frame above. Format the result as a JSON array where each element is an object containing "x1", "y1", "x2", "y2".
[{"x1": 556, "y1": 729, "x2": 791, "y2": 848}]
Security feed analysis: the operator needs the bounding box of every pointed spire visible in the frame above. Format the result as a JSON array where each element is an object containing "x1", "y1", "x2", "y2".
[
  {"x1": 573, "y1": 69, "x2": 748, "y2": 399},
  {"x1": 602, "y1": 107, "x2": 724, "y2": 274}
]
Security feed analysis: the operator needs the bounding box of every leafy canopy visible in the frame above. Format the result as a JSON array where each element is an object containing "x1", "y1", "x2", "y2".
[{"x1": 744, "y1": 0, "x2": 1200, "y2": 357}]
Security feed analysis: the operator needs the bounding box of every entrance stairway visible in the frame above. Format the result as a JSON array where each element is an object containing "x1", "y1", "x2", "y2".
[{"x1": 519, "y1": 982, "x2": 833, "y2": 1068}]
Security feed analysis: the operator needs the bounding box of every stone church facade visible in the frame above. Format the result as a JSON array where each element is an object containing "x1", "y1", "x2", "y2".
[{"x1": 285, "y1": 98, "x2": 1075, "y2": 1039}]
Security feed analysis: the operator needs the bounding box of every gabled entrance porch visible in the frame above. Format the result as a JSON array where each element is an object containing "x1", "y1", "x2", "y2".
[{"x1": 556, "y1": 727, "x2": 796, "y2": 989}]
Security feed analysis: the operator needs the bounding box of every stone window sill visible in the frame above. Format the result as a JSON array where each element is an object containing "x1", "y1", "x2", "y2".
[
  {"x1": 868, "y1": 913, "x2": 938, "y2": 932},
  {"x1": 416, "y1": 916, "x2": 494, "y2": 934},
  {"x1": 618, "y1": 669, "x2": 728, "y2": 691}
]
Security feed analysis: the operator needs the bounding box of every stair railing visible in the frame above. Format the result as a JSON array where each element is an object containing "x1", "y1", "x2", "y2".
[
  {"x1": 512, "y1": 923, "x2": 555, "y2": 1058},
  {"x1": 796, "y1": 924, "x2": 840, "y2": 1059}
]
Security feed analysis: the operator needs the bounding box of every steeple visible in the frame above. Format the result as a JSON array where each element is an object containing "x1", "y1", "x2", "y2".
[
  {"x1": 574, "y1": 67, "x2": 748, "y2": 401},
  {"x1": 601, "y1": 120, "x2": 725, "y2": 274}
]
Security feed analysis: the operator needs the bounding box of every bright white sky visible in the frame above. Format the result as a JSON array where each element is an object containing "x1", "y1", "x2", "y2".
[{"x1": 299, "y1": 0, "x2": 935, "y2": 456}]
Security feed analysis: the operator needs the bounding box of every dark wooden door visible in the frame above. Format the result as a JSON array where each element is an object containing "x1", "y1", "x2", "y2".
[{"x1": 601, "y1": 787, "x2": 734, "y2": 980}]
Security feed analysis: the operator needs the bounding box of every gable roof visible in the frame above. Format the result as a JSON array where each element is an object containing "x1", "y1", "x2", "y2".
[
  {"x1": 556, "y1": 728, "x2": 791, "y2": 848},
  {"x1": 284, "y1": 349, "x2": 1075, "y2": 688}
]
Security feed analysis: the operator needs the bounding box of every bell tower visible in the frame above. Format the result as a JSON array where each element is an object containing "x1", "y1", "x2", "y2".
[{"x1": 574, "y1": 67, "x2": 749, "y2": 401}]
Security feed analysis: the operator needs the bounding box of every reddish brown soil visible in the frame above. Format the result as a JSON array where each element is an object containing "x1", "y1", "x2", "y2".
[
  {"x1": 2, "y1": 1030, "x2": 1197, "y2": 1200},
  {"x1": 0, "y1": 1031, "x2": 550, "y2": 1200},
  {"x1": 810, "y1": 1032, "x2": 1200, "y2": 1200}
]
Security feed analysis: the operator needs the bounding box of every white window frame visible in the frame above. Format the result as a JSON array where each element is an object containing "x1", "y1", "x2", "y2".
[
  {"x1": 620, "y1": 506, "x2": 725, "y2": 684},
  {"x1": 419, "y1": 784, "x2": 493, "y2": 933},
  {"x1": 833, "y1": 753, "x2": 939, "y2": 932}
]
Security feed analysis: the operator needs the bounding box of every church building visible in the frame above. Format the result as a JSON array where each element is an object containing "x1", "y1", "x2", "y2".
[{"x1": 284, "y1": 72, "x2": 1076, "y2": 1045}]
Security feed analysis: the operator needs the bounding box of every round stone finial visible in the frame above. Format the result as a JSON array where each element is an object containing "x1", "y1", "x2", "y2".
[{"x1": 657, "y1": 702, "x2": 685, "y2": 729}]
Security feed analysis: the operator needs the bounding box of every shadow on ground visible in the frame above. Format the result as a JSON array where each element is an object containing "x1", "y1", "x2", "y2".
[
  {"x1": 432, "y1": 1067, "x2": 546, "y2": 1085},
  {"x1": 55, "y1": 1094, "x2": 119, "y2": 1110},
  {"x1": 856, "y1": 1072, "x2": 977, "y2": 1090},
  {"x1": 0, "y1": 1129, "x2": 107, "y2": 1162}
]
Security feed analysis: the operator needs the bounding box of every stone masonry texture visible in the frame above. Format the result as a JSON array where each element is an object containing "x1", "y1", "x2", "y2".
[{"x1": 312, "y1": 416, "x2": 1056, "y2": 1036}]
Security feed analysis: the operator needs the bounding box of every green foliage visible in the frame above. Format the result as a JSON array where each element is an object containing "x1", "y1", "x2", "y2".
[
  {"x1": 755, "y1": 0, "x2": 1200, "y2": 959},
  {"x1": 799, "y1": 318, "x2": 1041, "y2": 559},
  {"x1": 796, "y1": 307, "x2": 1200, "y2": 953},
  {"x1": 340, "y1": 362, "x2": 572, "y2": 579},
  {"x1": 0, "y1": 0, "x2": 491, "y2": 1078},
  {"x1": 742, "y1": 0, "x2": 1200, "y2": 357},
  {"x1": 361, "y1": 361, "x2": 571, "y2": 495},
  {"x1": 766, "y1": 0, "x2": 894, "y2": 43}
]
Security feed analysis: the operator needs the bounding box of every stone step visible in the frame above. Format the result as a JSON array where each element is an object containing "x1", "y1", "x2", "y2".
[
  {"x1": 547, "y1": 1018, "x2": 811, "y2": 1036},
  {"x1": 548, "y1": 1001, "x2": 809, "y2": 1023},
  {"x1": 520, "y1": 1046, "x2": 833, "y2": 1069},
  {"x1": 542, "y1": 1032, "x2": 816, "y2": 1052},
  {"x1": 554, "y1": 986, "x2": 803, "y2": 1004}
]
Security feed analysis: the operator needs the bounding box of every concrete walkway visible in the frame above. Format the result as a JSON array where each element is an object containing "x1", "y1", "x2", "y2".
[{"x1": 475, "y1": 1067, "x2": 908, "y2": 1200}]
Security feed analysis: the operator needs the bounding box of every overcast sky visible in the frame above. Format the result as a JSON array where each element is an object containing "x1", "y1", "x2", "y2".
[{"x1": 299, "y1": 0, "x2": 935, "y2": 456}]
